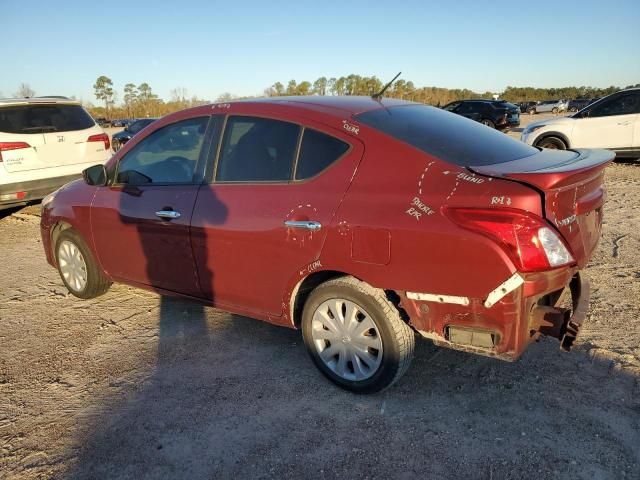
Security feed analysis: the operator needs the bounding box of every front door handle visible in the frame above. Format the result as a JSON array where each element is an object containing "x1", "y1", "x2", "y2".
[
  {"x1": 156, "y1": 210, "x2": 181, "y2": 219},
  {"x1": 284, "y1": 220, "x2": 322, "y2": 231}
]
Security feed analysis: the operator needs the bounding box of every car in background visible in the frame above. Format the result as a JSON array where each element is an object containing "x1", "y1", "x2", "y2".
[
  {"x1": 41, "y1": 96, "x2": 610, "y2": 392},
  {"x1": 568, "y1": 98, "x2": 597, "y2": 112},
  {"x1": 521, "y1": 88, "x2": 640, "y2": 157},
  {"x1": 111, "y1": 119, "x2": 130, "y2": 127},
  {"x1": 519, "y1": 101, "x2": 539, "y2": 114},
  {"x1": 111, "y1": 118, "x2": 157, "y2": 151},
  {"x1": 442, "y1": 99, "x2": 520, "y2": 131},
  {"x1": 532, "y1": 100, "x2": 568, "y2": 114},
  {"x1": 0, "y1": 97, "x2": 110, "y2": 210},
  {"x1": 94, "y1": 117, "x2": 111, "y2": 128}
]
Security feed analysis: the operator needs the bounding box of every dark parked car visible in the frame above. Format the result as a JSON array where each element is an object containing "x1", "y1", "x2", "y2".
[
  {"x1": 111, "y1": 119, "x2": 130, "y2": 127},
  {"x1": 94, "y1": 117, "x2": 111, "y2": 127},
  {"x1": 519, "y1": 101, "x2": 539, "y2": 114},
  {"x1": 111, "y1": 118, "x2": 157, "y2": 151},
  {"x1": 442, "y1": 99, "x2": 520, "y2": 130},
  {"x1": 41, "y1": 96, "x2": 611, "y2": 392},
  {"x1": 568, "y1": 98, "x2": 599, "y2": 112}
]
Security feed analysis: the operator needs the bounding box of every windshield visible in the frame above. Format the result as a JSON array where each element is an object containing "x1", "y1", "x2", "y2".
[
  {"x1": 0, "y1": 104, "x2": 95, "y2": 134},
  {"x1": 356, "y1": 105, "x2": 538, "y2": 166}
]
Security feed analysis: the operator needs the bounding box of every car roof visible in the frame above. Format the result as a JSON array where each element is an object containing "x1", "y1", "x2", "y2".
[
  {"x1": 246, "y1": 95, "x2": 413, "y2": 116},
  {"x1": 0, "y1": 96, "x2": 81, "y2": 107}
]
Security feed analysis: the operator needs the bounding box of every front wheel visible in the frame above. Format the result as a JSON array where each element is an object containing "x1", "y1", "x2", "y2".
[
  {"x1": 56, "y1": 229, "x2": 111, "y2": 299},
  {"x1": 551, "y1": 107, "x2": 559, "y2": 114},
  {"x1": 301, "y1": 276, "x2": 414, "y2": 393}
]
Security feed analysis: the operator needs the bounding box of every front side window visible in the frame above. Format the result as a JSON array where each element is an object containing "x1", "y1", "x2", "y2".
[
  {"x1": 215, "y1": 116, "x2": 300, "y2": 182},
  {"x1": 116, "y1": 116, "x2": 209, "y2": 185},
  {"x1": 588, "y1": 93, "x2": 640, "y2": 118},
  {"x1": 442, "y1": 102, "x2": 461, "y2": 112},
  {"x1": 295, "y1": 129, "x2": 350, "y2": 180},
  {"x1": 456, "y1": 102, "x2": 478, "y2": 114}
]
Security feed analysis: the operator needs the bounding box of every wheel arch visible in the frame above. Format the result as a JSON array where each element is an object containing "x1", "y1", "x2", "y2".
[
  {"x1": 50, "y1": 221, "x2": 74, "y2": 265},
  {"x1": 534, "y1": 131, "x2": 571, "y2": 149}
]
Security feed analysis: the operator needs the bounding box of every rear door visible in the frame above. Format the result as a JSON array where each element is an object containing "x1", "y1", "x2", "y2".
[
  {"x1": 570, "y1": 91, "x2": 640, "y2": 150},
  {"x1": 191, "y1": 115, "x2": 363, "y2": 316},
  {"x1": 91, "y1": 115, "x2": 213, "y2": 296},
  {"x1": 455, "y1": 102, "x2": 481, "y2": 121}
]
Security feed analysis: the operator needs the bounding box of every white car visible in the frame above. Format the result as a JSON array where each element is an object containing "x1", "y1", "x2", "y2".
[
  {"x1": 0, "y1": 97, "x2": 110, "y2": 210},
  {"x1": 521, "y1": 88, "x2": 640, "y2": 158},
  {"x1": 531, "y1": 99, "x2": 568, "y2": 114}
]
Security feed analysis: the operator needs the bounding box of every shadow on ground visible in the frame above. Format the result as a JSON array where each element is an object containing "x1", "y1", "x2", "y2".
[{"x1": 64, "y1": 296, "x2": 640, "y2": 480}]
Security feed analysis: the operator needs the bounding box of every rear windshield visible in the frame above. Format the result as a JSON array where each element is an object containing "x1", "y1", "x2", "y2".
[
  {"x1": 356, "y1": 105, "x2": 538, "y2": 166},
  {"x1": 0, "y1": 104, "x2": 95, "y2": 134}
]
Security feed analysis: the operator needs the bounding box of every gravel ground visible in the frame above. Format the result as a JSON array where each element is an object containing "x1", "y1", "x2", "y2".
[{"x1": 1, "y1": 118, "x2": 639, "y2": 479}]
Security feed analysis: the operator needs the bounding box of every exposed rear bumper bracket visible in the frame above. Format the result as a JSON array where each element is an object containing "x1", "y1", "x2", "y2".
[{"x1": 530, "y1": 273, "x2": 590, "y2": 351}]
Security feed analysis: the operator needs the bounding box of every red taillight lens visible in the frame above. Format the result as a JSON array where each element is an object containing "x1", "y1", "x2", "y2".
[
  {"x1": 87, "y1": 133, "x2": 110, "y2": 151},
  {"x1": 0, "y1": 141, "x2": 31, "y2": 162},
  {"x1": 444, "y1": 207, "x2": 573, "y2": 272}
]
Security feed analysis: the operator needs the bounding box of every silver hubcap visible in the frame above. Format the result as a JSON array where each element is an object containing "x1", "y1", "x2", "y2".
[
  {"x1": 58, "y1": 240, "x2": 88, "y2": 292},
  {"x1": 311, "y1": 299, "x2": 383, "y2": 381}
]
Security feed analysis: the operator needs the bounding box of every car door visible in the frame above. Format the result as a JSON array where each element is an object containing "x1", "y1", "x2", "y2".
[
  {"x1": 91, "y1": 115, "x2": 214, "y2": 296},
  {"x1": 570, "y1": 91, "x2": 639, "y2": 149},
  {"x1": 455, "y1": 102, "x2": 481, "y2": 121},
  {"x1": 191, "y1": 115, "x2": 363, "y2": 317}
]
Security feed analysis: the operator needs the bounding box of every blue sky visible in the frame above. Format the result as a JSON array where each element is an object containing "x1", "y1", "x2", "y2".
[{"x1": 1, "y1": 0, "x2": 638, "y2": 103}]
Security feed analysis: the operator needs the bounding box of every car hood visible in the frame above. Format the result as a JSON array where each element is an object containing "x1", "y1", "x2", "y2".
[{"x1": 527, "y1": 116, "x2": 575, "y2": 129}]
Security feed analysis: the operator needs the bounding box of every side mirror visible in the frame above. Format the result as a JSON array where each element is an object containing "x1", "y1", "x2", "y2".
[
  {"x1": 82, "y1": 164, "x2": 107, "y2": 186},
  {"x1": 124, "y1": 125, "x2": 130, "y2": 132}
]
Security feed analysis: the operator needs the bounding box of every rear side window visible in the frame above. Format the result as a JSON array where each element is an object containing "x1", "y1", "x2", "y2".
[
  {"x1": 0, "y1": 104, "x2": 95, "y2": 134},
  {"x1": 117, "y1": 116, "x2": 209, "y2": 185},
  {"x1": 216, "y1": 116, "x2": 300, "y2": 182},
  {"x1": 295, "y1": 129, "x2": 349, "y2": 180},
  {"x1": 356, "y1": 105, "x2": 538, "y2": 166}
]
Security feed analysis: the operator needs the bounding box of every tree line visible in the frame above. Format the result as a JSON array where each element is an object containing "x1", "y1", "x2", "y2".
[
  {"x1": 20, "y1": 74, "x2": 632, "y2": 120},
  {"x1": 91, "y1": 76, "x2": 208, "y2": 119}
]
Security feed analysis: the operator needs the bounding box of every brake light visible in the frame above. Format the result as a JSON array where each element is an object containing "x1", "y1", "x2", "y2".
[
  {"x1": 87, "y1": 133, "x2": 110, "y2": 151},
  {"x1": 0, "y1": 141, "x2": 31, "y2": 162},
  {"x1": 444, "y1": 208, "x2": 574, "y2": 272}
]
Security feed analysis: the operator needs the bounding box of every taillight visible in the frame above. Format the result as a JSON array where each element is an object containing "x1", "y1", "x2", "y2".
[
  {"x1": 0, "y1": 141, "x2": 31, "y2": 162},
  {"x1": 87, "y1": 133, "x2": 110, "y2": 151},
  {"x1": 444, "y1": 207, "x2": 574, "y2": 272}
]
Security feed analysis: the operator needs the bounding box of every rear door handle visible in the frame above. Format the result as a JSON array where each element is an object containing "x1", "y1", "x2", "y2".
[
  {"x1": 284, "y1": 220, "x2": 322, "y2": 231},
  {"x1": 155, "y1": 210, "x2": 181, "y2": 219}
]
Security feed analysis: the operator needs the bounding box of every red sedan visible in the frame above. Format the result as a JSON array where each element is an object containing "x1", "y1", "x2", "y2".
[{"x1": 40, "y1": 96, "x2": 612, "y2": 392}]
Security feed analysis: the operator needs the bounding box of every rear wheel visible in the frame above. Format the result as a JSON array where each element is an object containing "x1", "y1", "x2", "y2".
[
  {"x1": 480, "y1": 119, "x2": 496, "y2": 129},
  {"x1": 56, "y1": 229, "x2": 111, "y2": 299},
  {"x1": 528, "y1": 108, "x2": 536, "y2": 115},
  {"x1": 536, "y1": 136, "x2": 567, "y2": 150},
  {"x1": 551, "y1": 107, "x2": 559, "y2": 114},
  {"x1": 301, "y1": 276, "x2": 414, "y2": 393}
]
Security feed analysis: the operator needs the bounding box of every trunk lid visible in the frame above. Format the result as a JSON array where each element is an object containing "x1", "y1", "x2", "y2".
[{"x1": 470, "y1": 148, "x2": 614, "y2": 267}]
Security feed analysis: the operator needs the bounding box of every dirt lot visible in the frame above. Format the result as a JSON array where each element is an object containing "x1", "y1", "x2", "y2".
[{"x1": 1, "y1": 116, "x2": 639, "y2": 479}]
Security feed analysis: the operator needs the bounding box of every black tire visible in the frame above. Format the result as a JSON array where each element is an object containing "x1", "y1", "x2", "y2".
[
  {"x1": 551, "y1": 107, "x2": 559, "y2": 114},
  {"x1": 480, "y1": 119, "x2": 496, "y2": 129},
  {"x1": 570, "y1": 107, "x2": 578, "y2": 112},
  {"x1": 55, "y1": 229, "x2": 111, "y2": 299},
  {"x1": 528, "y1": 108, "x2": 535, "y2": 115},
  {"x1": 301, "y1": 276, "x2": 414, "y2": 393},
  {"x1": 535, "y1": 136, "x2": 567, "y2": 150}
]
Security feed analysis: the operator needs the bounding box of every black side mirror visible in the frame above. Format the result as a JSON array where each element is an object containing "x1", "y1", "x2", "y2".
[{"x1": 82, "y1": 164, "x2": 107, "y2": 186}]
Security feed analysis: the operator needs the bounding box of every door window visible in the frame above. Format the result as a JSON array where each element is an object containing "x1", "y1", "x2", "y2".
[
  {"x1": 116, "y1": 116, "x2": 209, "y2": 185},
  {"x1": 215, "y1": 116, "x2": 300, "y2": 182},
  {"x1": 443, "y1": 102, "x2": 461, "y2": 112},
  {"x1": 588, "y1": 93, "x2": 640, "y2": 118},
  {"x1": 456, "y1": 102, "x2": 478, "y2": 114},
  {"x1": 295, "y1": 129, "x2": 350, "y2": 180}
]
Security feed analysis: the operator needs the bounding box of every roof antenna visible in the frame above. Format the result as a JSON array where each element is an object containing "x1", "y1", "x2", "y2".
[{"x1": 372, "y1": 72, "x2": 402, "y2": 100}]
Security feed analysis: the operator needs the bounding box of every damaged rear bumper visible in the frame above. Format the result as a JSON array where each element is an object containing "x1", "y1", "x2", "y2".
[{"x1": 400, "y1": 269, "x2": 590, "y2": 361}]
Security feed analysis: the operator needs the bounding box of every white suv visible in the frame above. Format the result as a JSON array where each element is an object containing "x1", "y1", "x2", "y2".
[
  {"x1": 521, "y1": 89, "x2": 640, "y2": 158},
  {"x1": 0, "y1": 97, "x2": 110, "y2": 210}
]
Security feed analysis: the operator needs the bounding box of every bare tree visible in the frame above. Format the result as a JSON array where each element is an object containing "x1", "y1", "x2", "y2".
[{"x1": 14, "y1": 83, "x2": 36, "y2": 98}]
